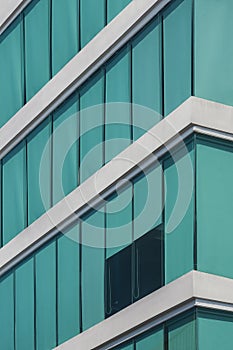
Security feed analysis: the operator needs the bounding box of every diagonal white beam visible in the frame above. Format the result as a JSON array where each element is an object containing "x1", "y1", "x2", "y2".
[{"x1": 0, "y1": 0, "x2": 172, "y2": 159}]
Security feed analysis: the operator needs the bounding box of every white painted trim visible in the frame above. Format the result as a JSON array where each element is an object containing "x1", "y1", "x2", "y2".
[
  {"x1": 0, "y1": 0, "x2": 172, "y2": 160},
  {"x1": 53, "y1": 271, "x2": 233, "y2": 350},
  {"x1": 0, "y1": 0, "x2": 31, "y2": 35},
  {"x1": 0, "y1": 97, "x2": 233, "y2": 279}
]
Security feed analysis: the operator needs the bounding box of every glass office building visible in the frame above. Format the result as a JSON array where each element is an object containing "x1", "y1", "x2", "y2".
[{"x1": 0, "y1": 0, "x2": 233, "y2": 349}]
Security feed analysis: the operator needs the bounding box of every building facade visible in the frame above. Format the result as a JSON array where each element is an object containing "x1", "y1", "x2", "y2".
[{"x1": 0, "y1": 0, "x2": 233, "y2": 349}]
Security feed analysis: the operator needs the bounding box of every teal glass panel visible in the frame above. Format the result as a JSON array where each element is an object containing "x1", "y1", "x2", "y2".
[
  {"x1": 0, "y1": 16, "x2": 23, "y2": 127},
  {"x1": 197, "y1": 138, "x2": 233, "y2": 278},
  {"x1": 195, "y1": 0, "x2": 233, "y2": 107},
  {"x1": 164, "y1": 142, "x2": 194, "y2": 283},
  {"x1": 163, "y1": 0, "x2": 192, "y2": 116},
  {"x1": 36, "y1": 242, "x2": 56, "y2": 350},
  {"x1": 3, "y1": 142, "x2": 26, "y2": 244},
  {"x1": 81, "y1": 211, "x2": 105, "y2": 330},
  {"x1": 0, "y1": 275, "x2": 14, "y2": 349},
  {"x1": 58, "y1": 225, "x2": 80, "y2": 344},
  {"x1": 198, "y1": 309, "x2": 233, "y2": 350},
  {"x1": 132, "y1": 18, "x2": 162, "y2": 140},
  {"x1": 80, "y1": 72, "x2": 104, "y2": 183},
  {"x1": 136, "y1": 327, "x2": 164, "y2": 350},
  {"x1": 105, "y1": 47, "x2": 131, "y2": 162},
  {"x1": 27, "y1": 118, "x2": 51, "y2": 224},
  {"x1": 25, "y1": 0, "x2": 50, "y2": 101},
  {"x1": 107, "y1": 0, "x2": 131, "y2": 23},
  {"x1": 15, "y1": 259, "x2": 34, "y2": 350},
  {"x1": 168, "y1": 313, "x2": 196, "y2": 350},
  {"x1": 80, "y1": 0, "x2": 105, "y2": 48},
  {"x1": 106, "y1": 185, "x2": 133, "y2": 258},
  {"x1": 53, "y1": 94, "x2": 79, "y2": 205},
  {"x1": 52, "y1": 0, "x2": 79, "y2": 76},
  {"x1": 134, "y1": 166, "x2": 162, "y2": 241}
]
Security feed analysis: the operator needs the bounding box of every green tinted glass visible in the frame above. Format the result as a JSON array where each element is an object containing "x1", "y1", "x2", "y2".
[
  {"x1": 163, "y1": 0, "x2": 192, "y2": 116},
  {"x1": 164, "y1": 142, "x2": 194, "y2": 283},
  {"x1": 197, "y1": 138, "x2": 233, "y2": 278}
]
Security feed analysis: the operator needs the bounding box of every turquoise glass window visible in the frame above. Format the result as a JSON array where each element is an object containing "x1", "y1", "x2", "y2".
[
  {"x1": 107, "y1": 0, "x2": 131, "y2": 23},
  {"x1": 52, "y1": 0, "x2": 79, "y2": 76},
  {"x1": 80, "y1": 0, "x2": 105, "y2": 48},
  {"x1": 195, "y1": 0, "x2": 233, "y2": 107},
  {"x1": 36, "y1": 243, "x2": 56, "y2": 350},
  {"x1": 15, "y1": 259, "x2": 34, "y2": 350},
  {"x1": 58, "y1": 225, "x2": 80, "y2": 344},
  {"x1": 2, "y1": 142, "x2": 26, "y2": 244},
  {"x1": 81, "y1": 211, "x2": 105, "y2": 330},
  {"x1": 105, "y1": 47, "x2": 131, "y2": 162},
  {"x1": 168, "y1": 312, "x2": 196, "y2": 350},
  {"x1": 136, "y1": 327, "x2": 164, "y2": 350},
  {"x1": 163, "y1": 0, "x2": 192, "y2": 116},
  {"x1": 27, "y1": 119, "x2": 52, "y2": 224},
  {"x1": 0, "y1": 275, "x2": 14, "y2": 349},
  {"x1": 25, "y1": 0, "x2": 50, "y2": 101},
  {"x1": 53, "y1": 93, "x2": 79, "y2": 205},
  {"x1": 132, "y1": 18, "x2": 162, "y2": 140},
  {"x1": 196, "y1": 138, "x2": 233, "y2": 279},
  {"x1": 80, "y1": 71, "x2": 104, "y2": 183},
  {"x1": 0, "y1": 16, "x2": 23, "y2": 127},
  {"x1": 198, "y1": 309, "x2": 233, "y2": 350},
  {"x1": 164, "y1": 142, "x2": 194, "y2": 283}
]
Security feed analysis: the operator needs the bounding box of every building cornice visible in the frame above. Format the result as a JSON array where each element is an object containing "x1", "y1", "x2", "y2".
[{"x1": 54, "y1": 270, "x2": 233, "y2": 349}]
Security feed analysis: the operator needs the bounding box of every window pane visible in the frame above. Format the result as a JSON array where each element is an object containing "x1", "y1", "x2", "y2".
[
  {"x1": 15, "y1": 259, "x2": 34, "y2": 350},
  {"x1": 80, "y1": 0, "x2": 105, "y2": 48},
  {"x1": 27, "y1": 118, "x2": 51, "y2": 224},
  {"x1": 136, "y1": 327, "x2": 164, "y2": 350},
  {"x1": 25, "y1": 0, "x2": 50, "y2": 101},
  {"x1": 80, "y1": 72, "x2": 104, "y2": 183},
  {"x1": 134, "y1": 226, "x2": 163, "y2": 301},
  {"x1": 132, "y1": 18, "x2": 162, "y2": 140},
  {"x1": 3, "y1": 142, "x2": 26, "y2": 244},
  {"x1": 52, "y1": 0, "x2": 79, "y2": 76},
  {"x1": 134, "y1": 166, "x2": 163, "y2": 241},
  {"x1": 81, "y1": 211, "x2": 105, "y2": 330},
  {"x1": 107, "y1": 0, "x2": 131, "y2": 23},
  {"x1": 106, "y1": 244, "x2": 132, "y2": 317},
  {"x1": 58, "y1": 225, "x2": 80, "y2": 344},
  {"x1": 163, "y1": 0, "x2": 192, "y2": 116},
  {"x1": 0, "y1": 16, "x2": 23, "y2": 127},
  {"x1": 198, "y1": 309, "x2": 233, "y2": 350},
  {"x1": 0, "y1": 275, "x2": 14, "y2": 349},
  {"x1": 168, "y1": 313, "x2": 196, "y2": 350},
  {"x1": 36, "y1": 243, "x2": 56, "y2": 350},
  {"x1": 195, "y1": 0, "x2": 233, "y2": 107},
  {"x1": 197, "y1": 138, "x2": 233, "y2": 278},
  {"x1": 105, "y1": 47, "x2": 131, "y2": 162},
  {"x1": 164, "y1": 142, "x2": 194, "y2": 283},
  {"x1": 53, "y1": 94, "x2": 79, "y2": 205}
]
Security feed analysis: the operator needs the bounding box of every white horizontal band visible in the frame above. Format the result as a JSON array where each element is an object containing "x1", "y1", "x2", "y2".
[
  {"x1": 0, "y1": 0, "x2": 172, "y2": 160},
  {"x1": 54, "y1": 270, "x2": 233, "y2": 349},
  {"x1": 1, "y1": 97, "x2": 233, "y2": 279},
  {"x1": 0, "y1": 0, "x2": 31, "y2": 35}
]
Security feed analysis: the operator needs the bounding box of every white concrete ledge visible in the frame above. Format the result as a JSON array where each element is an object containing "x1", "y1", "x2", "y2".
[
  {"x1": 54, "y1": 271, "x2": 233, "y2": 350},
  {"x1": 0, "y1": 0, "x2": 31, "y2": 34},
  {"x1": 0, "y1": 0, "x2": 172, "y2": 159},
  {"x1": 1, "y1": 97, "x2": 233, "y2": 278}
]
